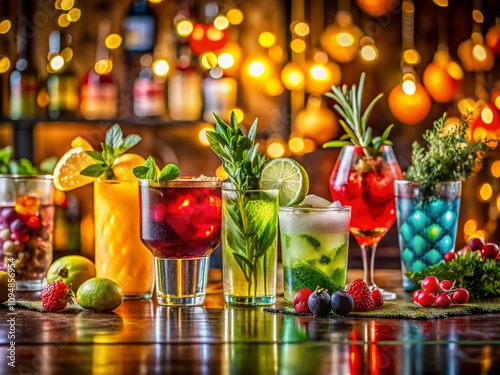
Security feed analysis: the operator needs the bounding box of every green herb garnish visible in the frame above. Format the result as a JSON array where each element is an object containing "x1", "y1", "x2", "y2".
[
  {"x1": 133, "y1": 156, "x2": 180, "y2": 182},
  {"x1": 0, "y1": 145, "x2": 56, "y2": 175},
  {"x1": 406, "y1": 251, "x2": 500, "y2": 299},
  {"x1": 284, "y1": 259, "x2": 343, "y2": 294},
  {"x1": 206, "y1": 112, "x2": 266, "y2": 190},
  {"x1": 80, "y1": 124, "x2": 142, "y2": 180},
  {"x1": 323, "y1": 72, "x2": 393, "y2": 158},
  {"x1": 405, "y1": 113, "x2": 495, "y2": 189}
]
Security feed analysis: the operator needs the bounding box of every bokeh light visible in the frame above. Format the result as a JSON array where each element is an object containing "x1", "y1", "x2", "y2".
[
  {"x1": 95, "y1": 59, "x2": 113, "y2": 75},
  {"x1": 291, "y1": 39, "x2": 306, "y2": 53},
  {"x1": 259, "y1": 32, "x2": 276, "y2": 48},
  {"x1": 227, "y1": 9, "x2": 244, "y2": 25},
  {"x1": 50, "y1": 55, "x2": 65, "y2": 71},
  {"x1": 214, "y1": 16, "x2": 229, "y2": 30},
  {"x1": 67, "y1": 8, "x2": 81, "y2": 22},
  {"x1": 294, "y1": 22, "x2": 310, "y2": 36},
  {"x1": 177, "y1": 20, "x2": 194, "y2": 37},
  {"x1": 218, "y1": 53, "x2": 235, "y2": 69},
  {"x1": 105, "y1": 34, "x2": 122, "y2": 50},
  {"x1": 479, "y1": 183, "x2": 493, "y2": 201},
  {"x1": 0, "y1": 20, "x2": 11, "y2": 34},
  {"x1": 152, "y1": 59, "x2": 170, "y2": 78},
  {"x1": 0, "y1": 57, "x2": 10, "y2": 73}
]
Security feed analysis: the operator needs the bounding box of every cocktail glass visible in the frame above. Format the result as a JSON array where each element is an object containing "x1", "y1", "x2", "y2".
[
  {"x1": 0, "y1": 175, "x2": 54, "y2": 291},
  {"x1": 94, "y1": 180, "x2": 155, "y2": 299},
  {"x1": 222, "y1": 183, "x2": 279, "y2": 305},
  {"x1": 139, "y1": 177, "x2": 222, "y2": 306},
  {"x1": 395, "y1": 180, "x2": 461, "y2": 291},
  {"x1": 329, "y1": 145, "x2": 403, "y2": 300},
  {"x1": 279, "y1": 204, "x2": 351, "y2": 309}
]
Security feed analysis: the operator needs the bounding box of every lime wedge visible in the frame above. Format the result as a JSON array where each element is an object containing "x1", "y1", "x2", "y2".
[{"x1": 259, "y1": 158, "x2": 309, "y2": 206}]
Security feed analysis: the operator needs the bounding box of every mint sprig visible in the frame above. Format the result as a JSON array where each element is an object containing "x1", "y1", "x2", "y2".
[
  {"x1": 0, "y1": 145, "x2": 56, "y2": 175},
  {"x1": 133, "y1": 156, "x2": 180, "y2": 182},
  {"x1": 80, "y1": 124, "x2": 142, "y2": 180},
  {"x1": 206, "y1": 112, "x2": 267, "y2": 190}
]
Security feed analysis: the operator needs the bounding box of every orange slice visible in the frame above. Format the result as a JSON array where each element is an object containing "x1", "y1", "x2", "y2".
[
  {"x1": 53, "y1": 147, "x2": 97, "y2": 191},
  {"x1": 111, "y1": 153, "x2": 147, "y2": 181}
]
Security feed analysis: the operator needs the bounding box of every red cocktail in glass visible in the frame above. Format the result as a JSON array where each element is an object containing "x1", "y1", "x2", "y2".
[
  {"x1": 139, "y1": 177, "x2": 221, "y2": 306},
  {"x1": 329, "y1": 145, "x2": 403, "y2": 299}
]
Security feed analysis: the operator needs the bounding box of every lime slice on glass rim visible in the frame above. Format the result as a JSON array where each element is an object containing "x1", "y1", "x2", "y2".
[{"x1": 259, "y1": 158, "x2": 309, "y2": 206}]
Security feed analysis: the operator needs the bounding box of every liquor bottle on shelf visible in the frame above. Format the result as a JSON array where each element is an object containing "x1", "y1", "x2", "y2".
[
  {"x1": 167, "y1": 44, "x2": 202, "y2": 121},
  {"x1": 80, "y1": 20, "x2": 118, "y2": 120},
  {"x1": 9, "y1": 0, "x2": 38, "y2": 119},
  {"x1": 203, "y1": 70, "x2": 237, "y2": 123},
  {"x1": 122, "y1": 0, "x2": 156, "y2": 55},
  {"x1": 47, "y1": 31, "x2": 79, "y2": 119},
  {"x1": 133, "y1": 54, "x2": 166, "y2": 118}
]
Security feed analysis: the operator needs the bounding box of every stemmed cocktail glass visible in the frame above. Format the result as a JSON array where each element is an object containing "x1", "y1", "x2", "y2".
[{"x1": 329, "y1": 145, "x2": 403, "y2": 300}]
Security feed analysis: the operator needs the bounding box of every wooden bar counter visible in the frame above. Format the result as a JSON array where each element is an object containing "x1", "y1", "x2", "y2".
[{"x1": 2, "y1": 269, "x2": 500, "y2": 374}]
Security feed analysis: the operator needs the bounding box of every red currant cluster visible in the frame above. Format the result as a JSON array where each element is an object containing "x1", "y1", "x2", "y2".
[
  {"x1": 444, "y1": 237, "x2": 499, "y2": 262},
  {"x1": 412, "y1": 276, "x2": 470, "y2": 308}
]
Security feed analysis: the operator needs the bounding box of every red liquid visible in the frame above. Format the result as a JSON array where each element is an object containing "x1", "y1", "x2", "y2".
[
  {"x1": 329, "y1": 146, "x2": 403, "y2": 246},
  {"x1": 139, "y1": 185, "x2": 221, "y2": 258}
]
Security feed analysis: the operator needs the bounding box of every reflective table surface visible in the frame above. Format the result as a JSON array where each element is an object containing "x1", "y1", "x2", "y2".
[{"x1": 1, "y1": 269, "x2": 500, "y2": 375}]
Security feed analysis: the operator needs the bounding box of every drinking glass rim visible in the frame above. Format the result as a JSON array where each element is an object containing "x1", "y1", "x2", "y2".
[
  {"x1": 279, "y1": 205, "x2": 351, "y2": 213},
  {"x1": 394, "y1": 180, "x2": 462, "y2": 186},
  {"x1": 0, "y1": 174, "x2": 54, "y2": 181},
  {"x1": 140, "y1": 177, "x2": 222, "y2": 188}
]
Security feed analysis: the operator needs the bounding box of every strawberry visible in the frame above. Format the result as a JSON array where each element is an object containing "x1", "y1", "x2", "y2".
[
  {"x1": 41, "y1": 281, "x2": 74, "y2": 312},
  {"x1": 345, "y1": 279, "x2": 375, "y2": 312},
  {"x1": 371, "y1": 289, "x2": 384, "y2": 307}
]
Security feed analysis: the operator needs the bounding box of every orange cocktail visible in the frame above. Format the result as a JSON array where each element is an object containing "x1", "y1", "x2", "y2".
[{"x1": 94, "y1": 180, "x2": 154, "y2": 299}]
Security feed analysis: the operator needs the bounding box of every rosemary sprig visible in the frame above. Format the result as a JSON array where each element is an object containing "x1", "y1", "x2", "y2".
[
  {"x1": 405, "y1": 113, "x2": 495, "y2": 188},
  {"x1": 323, "y1": 72, "x2": 393, "y2": 158}
]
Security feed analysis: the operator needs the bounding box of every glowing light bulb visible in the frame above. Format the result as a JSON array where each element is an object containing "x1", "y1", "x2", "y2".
[
  {"x1": 214, "y1": 16, "x2": 229, "y2": 30},
  {"x1": 105, "y1": 34, "x2": 122, "y2": 50},
  {"x1": 402, "y1": 80, "x2": 417, "y2": 95},
  {"x1": 259, "y1": 32, "x2": 276, "y2": 48},
  {"x1": 360, "y1": 45, "x2": 377, "y2": 61},
  {"x1": 248, "y1": 61, "x2": 266, "y2": 77},
  {"x1": 152, "y1": 59, "x2": 169, "y2": 78},
  {"x1": 335, "y1": 32, "x2": 354, "y2": 47},
  {"x1": 472, "y1": 44, "x2": 487, "y2": 61},
  {"x1": 227, "y1": 9, "x2": 243, "y2": 25},
  {"x1": 50, "y1": 55, "x2": 65, "y2": 71},
  {"x1": 176, "y1": 20, "x2": 193, "y2": 37},
  {"x1": 218, "y1": 53, "x2": 235, "y2": 69}
]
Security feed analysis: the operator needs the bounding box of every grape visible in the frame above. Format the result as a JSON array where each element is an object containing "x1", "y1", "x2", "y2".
[
  {"x1": 468, "y1": 237, "x2": 485, "y2": 251},
  {"x1": 307, "y1": 287, "x2": 331, "y2": 317},
  {"x1": 330, "y1": 291, "x2": 354, "y2": 316},
  {"x1": 417, "y1": 290, "x2": 435, "y2": 307},
  {"x1": 435, "y1": 293, "x2": 452, "y2": 308},
  {"x1": 452, "y1": 288, "x2": 470, "y2": 304},
  {"x1": 293, "y1": 288, "x2": 313, "y2": 313},
  {"x1": 421, "y1": 276, "x2": 440, "y2": 293},
  {"x1": 412, "y1": 289, "x2": 423, "y2": 303},
  {"x1": 439, "y1": 280, "x2": 453, "y2": 291},
  {"x1": 443, "y1": 251, "x2": 457, "y2": 262},
  {"x1": 10, "y1": 218, "x2": 28, "y2": 237},
  {"x1": 481, "y1": 243, "x2": 499, "y2": 260},
  {"x1": 1, "y1": 208, "x2": 17, "y2": 225}
]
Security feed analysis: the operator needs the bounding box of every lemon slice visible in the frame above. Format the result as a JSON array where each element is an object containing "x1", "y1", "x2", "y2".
[
  {"x1": 53, "y1": 147, "x2": 96, "y2": 191},
  {"x1": 259, "y1": 158, "x2": 309, "y2": 206},
  {"x1": 71, "y1": 136, "x2": 93, "y2": 150}
]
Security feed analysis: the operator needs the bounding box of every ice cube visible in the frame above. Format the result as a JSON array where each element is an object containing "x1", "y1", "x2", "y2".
[
  {"x1": 328, "y1": 200, "x2": 342, "y2": 208},
  {"x1": 300, "y1": 194, "x2": 331, "y2": 208}
]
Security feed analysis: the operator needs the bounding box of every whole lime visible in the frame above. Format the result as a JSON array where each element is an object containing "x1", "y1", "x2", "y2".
[
  {"x1": 0, "y1": 271, "x2": 14, "y2": 303},
  {"x1": 76, "y1": 277, "x2": 124, "y2": 312},
  {"x1": 47, "y1": 255, "x2": 96, "y2": 291}
]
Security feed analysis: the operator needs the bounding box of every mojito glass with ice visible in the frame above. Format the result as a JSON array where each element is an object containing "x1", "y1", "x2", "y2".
[{"x1": 279, "y1": 197, "x2": 351, "y2": 308}]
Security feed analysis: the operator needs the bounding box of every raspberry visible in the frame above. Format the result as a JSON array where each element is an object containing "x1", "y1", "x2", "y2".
[
  {"x1": 371, "y1": 289, "x2": 384, "y2": 307},
  {"x1": 345, "y1": 279, "x2": 375, "y2": 311},
  {"x1": 41, "y1": 281, "x2": 74, "y2": 312},
  {"x1": 293, "y1": 288, "x2": 313, "y2": 313}
]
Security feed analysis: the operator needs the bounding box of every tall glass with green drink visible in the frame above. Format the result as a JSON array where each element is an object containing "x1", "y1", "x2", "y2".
[
  {"x1": 222, "y1": 184, "x2": 279, "y2": 305},
  {"x1": 279, "y1": 196, "x2": 351, "y2": 309}
]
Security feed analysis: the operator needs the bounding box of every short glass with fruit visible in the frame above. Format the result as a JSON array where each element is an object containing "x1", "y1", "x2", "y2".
[
  {"x1": 222, "y1": 184, "x2": 279, "y2": 305},
  {"x1": 139, "y1": 177, "x2": 222, "y2": 306},
  {"x1": 0, "y1": 175, "x2": 54, "y2": 291},
  {"x1": 279, "y1": 200, "x2": 351, "y2": 309},
  {"x1": 94, "y1": 180, "x2": 155, "y2": 299}
]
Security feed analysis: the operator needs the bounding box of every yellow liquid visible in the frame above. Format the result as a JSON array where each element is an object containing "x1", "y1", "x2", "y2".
[{"x1": 94, "y1": 181, "x2": 154, "y2": 298}]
